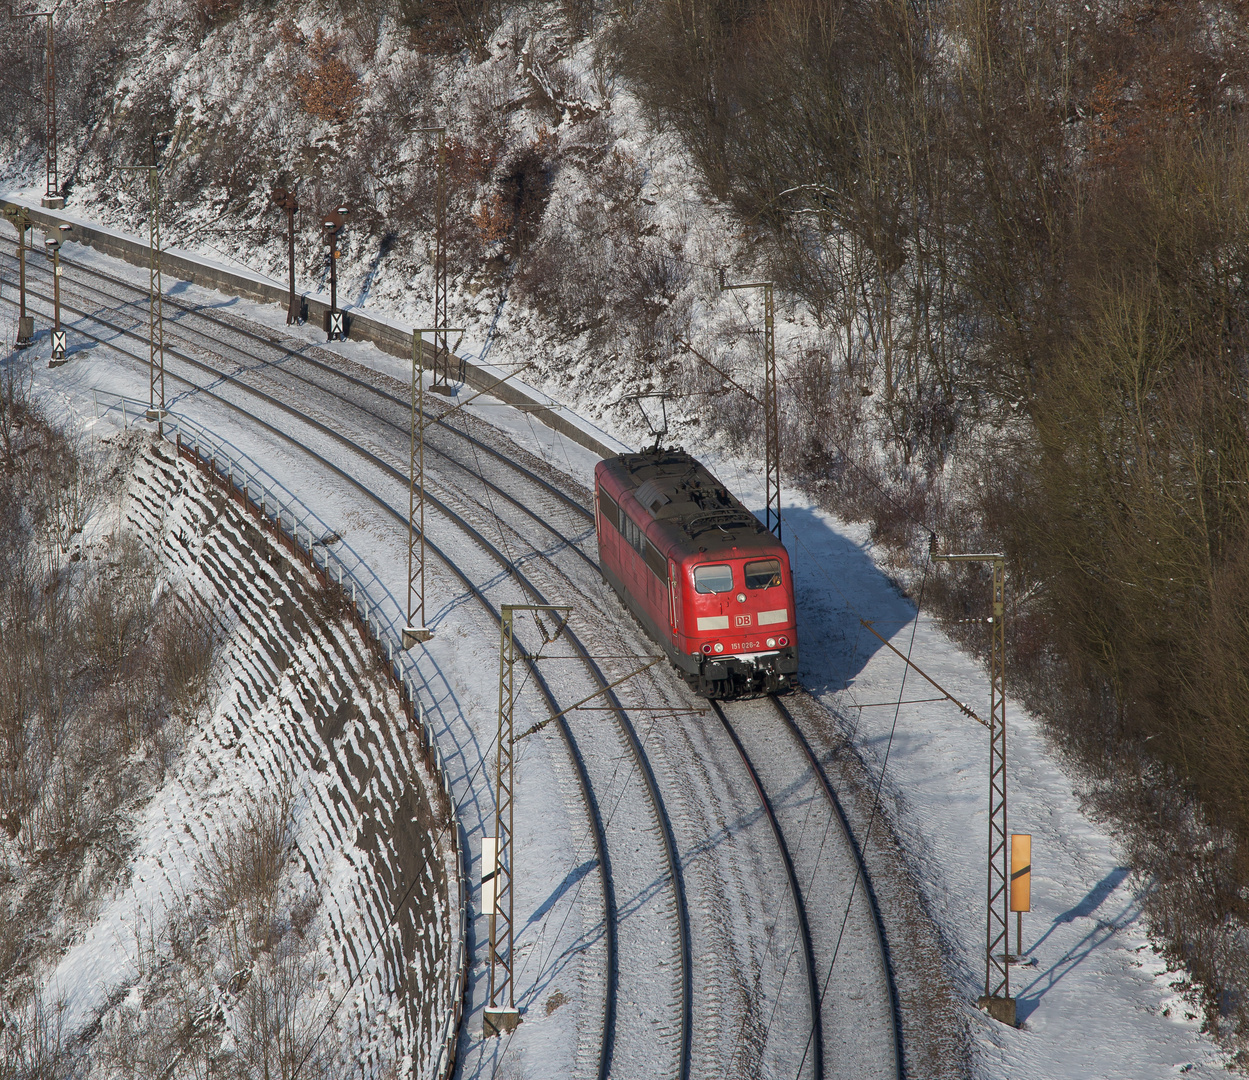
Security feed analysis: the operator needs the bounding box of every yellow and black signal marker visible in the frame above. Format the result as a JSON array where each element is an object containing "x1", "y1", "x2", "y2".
[
  {"x1": 1010, "y1": 834, "x2": 1032, "y2": 912},
  {"x1": 1010, "y1": 833, "x2": 1032, "y2": 964}
]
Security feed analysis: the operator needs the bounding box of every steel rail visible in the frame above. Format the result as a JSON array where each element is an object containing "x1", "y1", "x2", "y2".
[
  {"x1": 6, "y1": 246, "x2": 594, "y2": 522},
  {"x1": 1, "y1": 256, "x2": 598, "y2": 574},
  {"x1": 0, "y1": 282, "x2": 621, "y2": 1077},
  {"x1": 2, "y1": 283, "x2": 693, "y2": 1080},
  {"x1": 709, "y1": 700, "x2": 823, "y2": 1079},
  {"x1": 126, "y1": 256, "x2": 891, "y2": 1079},
  {"x1": 768, "y1": 693, "x2": 904, "y2": 1079},
  {"x1": 22, "y1": 262, "x2": 903, "y2": 1079}
]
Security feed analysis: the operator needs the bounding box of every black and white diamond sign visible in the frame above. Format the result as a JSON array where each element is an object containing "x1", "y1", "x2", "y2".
[
  {"x1": 330, "y1": 312, "x2": 344, "y2": 336},
  {"x1": 51, "y1": 330, "x2": 66, "y2": 357}
]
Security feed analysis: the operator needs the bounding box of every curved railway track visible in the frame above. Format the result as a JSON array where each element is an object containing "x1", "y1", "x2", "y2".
[
  {"x1": 6, "y1": 248, "x2": 598, "y2": 558},
  {"x1": 710, "y1": 699, "x2": 824, "y2": 1079},
  {"x1": 3, "y1": 239, "x2": 903, "y2": 1079},
  {"x1": 715, "y1": 694, "x2": 903, "y2": 1078},
  {"x1": 1, "y1": 249, "x2": 691, "y2": 1080}
]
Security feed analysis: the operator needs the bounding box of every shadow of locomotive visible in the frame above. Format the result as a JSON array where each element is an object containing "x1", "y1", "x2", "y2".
[{"x1": 776, "y1": 504, "x2": 916, "y2": 697}]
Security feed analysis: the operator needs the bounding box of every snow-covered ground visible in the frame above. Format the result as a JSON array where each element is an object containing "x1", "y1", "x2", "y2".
[
  {"x1": 784, "y1": 499, "x2": 1228, "y2": 1078},
  {"x1": 4, "y1": 210, "x2": 1235, "y2": 1078},
  {"x1": 2, "y1": 406, "x2": 458, "y2": 1076}
]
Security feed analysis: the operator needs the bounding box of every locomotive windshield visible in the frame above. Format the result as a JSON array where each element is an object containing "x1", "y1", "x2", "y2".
[
  {"x1": 693, "y1": 564, "x2": 734, "y2": 594},
  {"x1": 745, "y1": 559, "x2": 782, "y2": 589}
]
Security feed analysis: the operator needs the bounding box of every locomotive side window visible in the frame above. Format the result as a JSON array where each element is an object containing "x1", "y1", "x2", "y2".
[
  {"x1": 693, "y1": 564, "x2": 734, "y2": 594},
  {"x1": 624, "y1": 514, "x2": 644, "y2": 554},
  {"x1": 644, "y1": 539, "x2": 667, "y2": 580},
  {"x1": 599, "y1": 487, "x2": 621, "y2": 532},
  {"x1": 745, "y1": 559, "x2": 782, "y2": 589}
]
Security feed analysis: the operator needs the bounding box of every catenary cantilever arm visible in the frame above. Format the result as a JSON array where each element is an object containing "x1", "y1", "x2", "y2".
[{"x1": 859, "y1": 619, "x2": 989, "y2": 728}]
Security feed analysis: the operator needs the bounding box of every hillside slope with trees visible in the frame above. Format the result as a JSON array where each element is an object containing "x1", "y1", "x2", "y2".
[
  {"x1": 616, "y1": 0, "x2": 1249, "y2": 1051},
  {"x1": 3, "y1": 0, "x2": 1249, "y2": 1062}
]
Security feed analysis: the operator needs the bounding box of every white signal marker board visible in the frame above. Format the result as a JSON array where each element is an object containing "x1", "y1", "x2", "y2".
[{"x1": 481, "y1": 836, "x2": 499, "y2": 914}]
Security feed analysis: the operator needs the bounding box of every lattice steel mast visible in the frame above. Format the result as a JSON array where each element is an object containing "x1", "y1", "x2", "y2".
[
  {"x1": 484, "y1": 604, "x2": 570, "y2": 1037},
  {"x1": 720, "y1": 277, "x2": 780, "y2": 538},
  {"x1": 14, "y1": 9, "x2": 62, "y2": 208},
  {"x1": 434, "y1": 132, "x2": 450, "y2": 390},
  {"x1": 403, "y1": 339, "x2": 513, "y2": 650},
  {"x1": 119, "y1": 164, "x2": 165, "y2": 426},
  {"x1": 932, "y1": 549, "x2": 1013, "y2": 1024},
  {"x1": 404, "y1": 329, "x2": 435, "y2": 648},
  {"x1": 412, "y1": 127, "x2": 454, "y2": 393}
]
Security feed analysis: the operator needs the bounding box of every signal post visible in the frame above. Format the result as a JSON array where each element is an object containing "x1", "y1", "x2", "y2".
[
  {"x1": 44, "y1": 221, "x2": 70, "y2": 363},
  {"x1": 322, "y1": 204, "x2": 350, "y2": 340},
  {"x1": 1011, "y1": 834, "x2": 1032, "y2": 963},
  {"x1": 2, "y1": 204, "x2": 35, "y2": 346},
  {"x1": 269, "y1": 185, "x2": 301, "y2": 324}
]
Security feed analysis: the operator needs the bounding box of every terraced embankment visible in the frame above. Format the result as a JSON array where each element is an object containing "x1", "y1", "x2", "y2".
[{"x1": 47, "y1": 437, "x2": 458, "y2": 1078}]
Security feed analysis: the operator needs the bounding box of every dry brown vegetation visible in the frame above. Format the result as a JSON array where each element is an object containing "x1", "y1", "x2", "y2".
[
  {"x1": 0, "y1": 993, "x2": 71, "y2": 1080},
  {"x1": 95, "y1": 787, "x2": 349, "y2": 1080},
  {"x1": 291, "y1": 28, "x2": 362, "y2": 123},
  {"x1": 619, "y1": 0, "x2": 1249, "y2": 1051},
  {"x1": 0, "y1": 368, "x2": 220, "y2": 1070},
  {"x1": 398, "y1": 0, "x2": 502, "y2": 57}
]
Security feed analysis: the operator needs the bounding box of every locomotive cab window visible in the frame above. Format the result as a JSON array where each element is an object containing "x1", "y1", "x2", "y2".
[
  {"x1": 693, "y1": 564, "x2": 734, "y2": 594},
  {"x1": 745, "y1": 559, "x2": 782, "y2": 590}
]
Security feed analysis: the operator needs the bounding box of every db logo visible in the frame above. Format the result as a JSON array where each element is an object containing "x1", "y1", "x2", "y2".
[{"x1": 735, "y1": 614, "x2": 752, "y2": 627}]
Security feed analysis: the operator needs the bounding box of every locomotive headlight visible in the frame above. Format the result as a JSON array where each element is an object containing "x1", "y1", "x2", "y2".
[
  {"x1": 766, "y1": 637, "x2": 776, "y2": 649},
  {"x1": 701, "y1": 644, "x2": 713, "y2": 655},
  {"x1": 736, "y1": 592, "x2": 746, "y2": 603},
  {"x1": 778, "y1": 635, "x2": 789, "y2": 647},
  {"x1": 713, "y1": 642, "x2": 724, "y2": 653}
]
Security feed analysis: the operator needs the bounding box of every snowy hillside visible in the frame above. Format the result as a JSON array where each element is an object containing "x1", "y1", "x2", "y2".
[
  {"x1": 5, "y1": 0, "x2": 1249, "y2": 1072},
  {"x1": 0, "y1": 415, "x2": 457, "y2": 1078}
]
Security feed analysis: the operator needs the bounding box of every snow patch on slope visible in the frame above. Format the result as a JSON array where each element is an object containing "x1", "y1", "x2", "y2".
[{"x1": 42, "y1": 440, "x2": 455, "y2": 1079}]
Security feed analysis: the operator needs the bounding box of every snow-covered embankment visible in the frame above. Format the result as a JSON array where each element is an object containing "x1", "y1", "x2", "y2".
[{"x1": 45, "y1": 437, "x2": 460, "y2": 1078}]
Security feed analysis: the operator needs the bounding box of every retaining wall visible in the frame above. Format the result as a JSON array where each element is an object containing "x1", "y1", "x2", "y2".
[{"x1": 3, "y1": 195, "x2": 628, "y2": 460}]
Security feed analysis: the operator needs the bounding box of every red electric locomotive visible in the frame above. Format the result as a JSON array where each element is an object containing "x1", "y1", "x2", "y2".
[{"x1": 595, "y1": 447, "x2": 799, "y2": 698}]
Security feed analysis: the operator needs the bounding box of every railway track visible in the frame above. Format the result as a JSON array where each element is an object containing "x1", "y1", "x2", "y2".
[
  {"x1": 709, "y1": 698, "x2": 823, "y2": 1078},
  {"x1": 4, "y1": 247, "x2": 597, "y2": 557},
  {"x1": 3, "y1": 237, "x2": 904, "y2": 1079},
  {"x1": 714, "y1": 694, "x2": 902, "y2": 1078},
  {"x1": 1, "y1": 247, "x2": 691, "y2": 1080}
]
